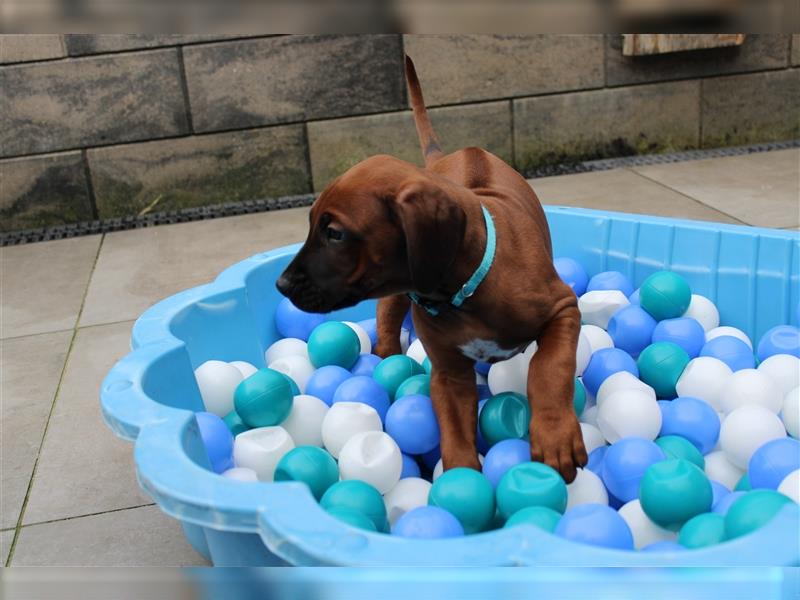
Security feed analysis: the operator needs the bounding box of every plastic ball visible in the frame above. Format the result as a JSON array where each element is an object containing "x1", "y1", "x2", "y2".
[
  {"x1": 725, "y1": 489, "x2": 794, "y2": 539},
  {"x1": 373, "y1": 355, "x2": 424, "y2": 398},
  {"x1": 392, "y1": 506, "x2": 464, "y2": 538},
  {"x1": 712, "y1": 490, "x2": 745, "y2": 515},
  {"x1": 338, "y1": 431, "x2": 402, "y2": 494},
  {"x1": 432, "y1": 455, "x2": 485, "y2": 482},
  {"x1": 479, "y1": 392, "x2": 530, "y2": 447},
  {"x1": 748, "y1": 437, "x2": 800, "y2": 489},
  {"x1": 487, "y1": 354, "x2": 528, "y2": 396},
  {"x1": 652, "y1": 317, "x2": 706, "y2": 359},
  {"x1": 555, "y1": 503, "x2": 634, "y2": 550},
  {"x1": 637, "y1": 342, "x2": 690, "y2": 399},
  {"x1": 321, "y1": 479, "x2": 387, "y2": 532},
  {"x1": 784, "y1": 387, "x2": 799, "y2": 438},
  {"x1": 223, "y1": 410, "x2": 249, "y2": 436},
  {"x1": 268, "y1": 354, "x2": 315, "y2": 394},
  {"x1": 757, "y1": 325, "x2": 800, "y2": 362},
  {"x1": 405, "y1": 338, "x2": 428, "y2": 367},
  {"x1": 659, "y1": 396, "x2": 720, "y2": 454},
  {"x1": 709, "y1": 479, "x2": 731, "y2": 509},
  {"x1": 573, "y1": 378, "x2": 587, "y2": 416},
  {"x1": 601, "y1": 437, "x2": 666, "y2": 503},
  {"x1": 596, "y1": 371, "x2": 655, "y2": 408},
  {"x1": 580, "y1": 423, "x2": 607, "y2": 454},
  {"x1": 618, "y1": 499, "x2": 677, "y2": 549},
  {"x1": 343, "y1": 321, "x2": 372, "y2": 355},
  {"x1": 230, "y1": 361, "x2": 258, "y2": 379},
  {"x1": 279, "y1": 394, "x2": 328, "y2": 447},
  {"x1": 701, "y1": 336, "x2": 755, "y2": 373},
  {"x1": 586, "y1": 445, "x2": 607, "y2": 476},
  {"x1": 704, "y1": 451, "x2": 745, "y2": 490},
  {"x1": 587, "y1": 270, "x2": 635, "y2": 298},
  {"x1": 350, "y1": 353, "x2": 382, "y2": 377},
  {"x1": 641, "y1": 541, "x2": 686, "y2": 552},
  {"x1": 656, "y1": 435, "x2": 705, "y2": 469},
  {"x1": 307, "y1": 322, "x2": 361, "y2": 369},
  {"x1": 195, "y1": 360, "x2": 244, "y2": 417},
  {"x1": 629, "y1": 289, "x2": 641, "y2": 305},
  {"x1": 682, "y1": 294, "x2": 720, "y2": 332},
  {"x1": 429, "y1": 467, "x2": 496, "y2": 534},
  {"x1": 554, "y1": 257, "x2": 589, "y2": 296},
  {"x1": 264, "y1": 337, "x2": 308, "y2": 366},
  {"x1": 280, "y1": 372, "x2": 300, "y2": 396},
  {"x1": 233, "y1": 368, "x2": 293, "y2": 428},
  {"x1": 575, "y1": 331, "x2": 592, "y2": 376},
  {"x1": 233, "y1": 426, "x2": 294, "y2": 481},
  {"x1": 578, "y1": 290, "x2": 630, "y2": 329},
  {"x1": 422, "y1": 357, "x2": 432, "y2": 374},
  {"x1": 582, "y1": 348, "x2": 639, "y2": 396},
  {"x1": 384, "y1": 477, "x2": 432, "y2": 526},
  {"x1": 273, "y1": 445, "x2": 339, "y2": 500},
  {"x1": 566, "y1": 468, "x2": 608, "y2": 508},
  {"x1": 720, "y1": 369, "x2": 783, "y2": 416},
  {"x1": 735, "y1": 473, "x2": 751, "y2": 491},
  {"x1": 719, "y1": 404, "x2": 786, "y2": 469},
  {"x1": 482, "y1": 439, "x2": 530, "y2": 488},
  {"x1": 758, "y1": 354, "x2": 800, "y2": 396},
  {"x1": 321, "y1": 401, "x2": 382, "y2": 458},
  {"x1": 678, "y1": 512, "x2": 726, "y2": 548},
  {"x1": 304, "y1": 365, "x2": 351, "y2": 406},
  {"x1": 385, "y1": 394, "x2": 440, "y2": 455},
  {"x1": 581, "y1": 405, "x2": 599, "y2": 427},
  {"x1": 706, "y1": 326, "x2": 753, "y2": 348},
  {"x1": 332, "y1": 375, "x2": 391, "y2": 422},
  {"x1": 496, "y1": 462, "x2": 567, "y2": 519},
  {"x1": 275, "y1": 297, "x2": 325, "y2": 341},
  {"x1": 581, "y1": 324, "x2": 614, "y2": 353},
  {"x1": 597, "y1": 389, "x2": 662, "y2": 443},
  {"x1": 639, "y1": 271, "x2": 691, "y2": 321},
  {"x1": 395, "y1": 374, "x2": 431, "y2": 399},
  {"x1": 356, "y1": 318, "x2": 378, "y2": 348},
  {"x1": 778, "y1": 470, "x2": 800, "y2": 503},
  {"x1": 195, "y1": 412, "x2": 234, "y2": 473},
  {"x1": 504, "y1": 506, "x2": 562, "y2": 531},
  {"x1": 607, "y1": 305, "x2": 657, "y2": 357},
  {"x1": 222, "y1": 467, "x2": 258, "y2": 482},
  {"x1": 639, "y1": 459, "x2": 713, "y2": 530},
  {"x1": 326, "y1": 507, "x2": 377, "y2": 531},
  {"x1": 401, "y1": 453, "x2": 421, "y2": 479},
  {"x1": 675, "y1": 357, "x2": 733, "y2": 413}
]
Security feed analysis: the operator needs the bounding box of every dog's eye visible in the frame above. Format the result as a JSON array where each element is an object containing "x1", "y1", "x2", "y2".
[{"x1": 326, "y1": 227, "x2": 345, "y2": 242}]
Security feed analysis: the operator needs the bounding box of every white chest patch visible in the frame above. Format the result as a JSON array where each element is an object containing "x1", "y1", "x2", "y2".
[{"x1": 459, "y1": 339, "x2": 520, "y2": 362}]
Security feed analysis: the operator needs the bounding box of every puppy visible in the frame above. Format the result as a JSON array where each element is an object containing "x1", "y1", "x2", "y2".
[{"x1": 277, "y1": 56, "x2": 587, "y2": 482}]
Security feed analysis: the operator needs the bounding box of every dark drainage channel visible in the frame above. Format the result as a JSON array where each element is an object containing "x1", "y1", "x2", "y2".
[{"x1": 3, "y1": 139, "x2": 798, "y2": 247}]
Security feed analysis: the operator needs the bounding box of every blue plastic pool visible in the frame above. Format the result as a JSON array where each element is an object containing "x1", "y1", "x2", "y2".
[{"x1": 101, "y1": 206, "x2": 800, "y2": 566}]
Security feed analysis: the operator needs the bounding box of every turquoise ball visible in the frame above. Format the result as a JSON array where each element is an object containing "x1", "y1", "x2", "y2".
[
  {"x1": 503, "y1": 506, "x2": 562, "y2": 532},
  {"x1": 725, "y1": 489, "x2": 793, "y2": 539},
  {"x1": 307, "y1": 322, "x2": 361, "y2": 369},
  {"x1": 274, "y1": 446, "x2": 339, "y2": 501},
  {"x1": 496, "y1": 462, "x2": 568, "y2": 520},
  {"x1": 735, "y1": 473, "x2": 752, "y2": 492},
  {"x1": 573, "y1": 378, "x2": 587, "y2": 416},
  {"x1": 222, "y1": 410, "x2": 250, "y2": 436},
  {"x1": 373, "y1": 355, "x2": 425, "y2": 399},
  {"x1": 326, "y1": 507, "x2": 377, "y2": 532},
  {"x1": 395, "y1": 374, "x2": 431, "y2": 399},
  {"x1": 233, "y1": 368, "x2": 293, "y2": 428},
  {"x1": 655, "y1": 435, "x2": 705, "y2": 470},
  {"x1": 429, "y1": 467, "x2": 496, "y2": 534},
  {"x1": 479, "y1": 392, "x2": 530, "y2": 447},
  {"x1": 321, "y1": 480, "x2": 388, "y2": 532},
  {"x1": 637, "y1": 342, "x2": 690, "y2": 398},
  {"x1": 678, "y1": 512, "x2": 726, "y2": 548},
  {"x1": 640, "y1": 271, "x2": 692, "y2": 321},
  {"x1": 640, "y1": 458, "x2": 713, "y2": 530},
  {"x1": 422, "y1": 357, "x2": 432, "y2": 374}
]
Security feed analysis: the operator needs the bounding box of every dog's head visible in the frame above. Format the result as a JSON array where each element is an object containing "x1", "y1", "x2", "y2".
[{"x1": 276, "y1": 155, "x2": 466, "y2": 313}]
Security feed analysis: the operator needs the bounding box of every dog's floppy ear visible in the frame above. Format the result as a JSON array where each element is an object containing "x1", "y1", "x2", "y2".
[{"x1": 392, "y1": 180, "x2": 467, "y2": 295}]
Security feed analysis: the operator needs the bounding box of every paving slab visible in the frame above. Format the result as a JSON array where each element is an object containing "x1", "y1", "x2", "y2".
[{"x1": 2, "y1": 529, "x2": 13, "y2": 565}]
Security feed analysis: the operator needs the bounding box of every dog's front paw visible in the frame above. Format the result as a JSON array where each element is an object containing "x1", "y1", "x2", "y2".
[{"x1": 529, "y1": 409, "x2": 588, "y2": 484}]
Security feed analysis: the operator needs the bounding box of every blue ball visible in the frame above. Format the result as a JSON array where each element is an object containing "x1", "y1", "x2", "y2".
[
  {"x1": 582, "y1": 348, "x2": 639, "y2": 396},
  {"x1": 641, "y1": 541, "x2": 686, "y2": 552},
  {"x1": 392, "y1": 506, "x2": 465, "y2": 538},
  {"x1": 554, "y1": 257, "x2": 589, "y2": 296},
  {"x1": 195, "y1": 412, "x2": 234, "y2": 474},
  {"x1": 420, "y1": 446, "x2": 441, "y2": 470},
  {"x1": 629, "y1": 289, "x2": 641, "y2": 306},
  {"x1": 587, "y1": 271, "x2": 635, "y2": 298},
  {"x1": 700, "y1": 336, "x2": 755, "y2": 372},
  {"x1": 555, "y1": 504, "x2": 634, "y2": 550},
  {"x1": 401, "y1": 453, "x2": 421, "y2": 479},
  {"x1": 305, "y1": 365, "x2": 352, "y2": 406},
  {"x1": 709, "y1": 479, "x2": 731, "y2": 510},
  {"x1": 275, "y1": 297, "x2": 325, "y2": 341},
  {"x1": 482, "y1": 439, "x2": 530, "y2": 488},
  {"x1": 652, "y1": 318, "x2": 706, "y2": 359},
  {"x1": 402, "y1": 311, "x2": 415, "y2": 334},
  {"x1": 475, "y1": 360, "x2": 491, "y2": 376},
  {"x1": 757, "y1": 325, "x2": 800, "y2": 362},
  {"x1": 659, "y1": 396, "x2": 720, "y2": 455},
  {"x1": 711, "y1": 491, "x2": 745, "y2": 515},
  {"x1": 477, "y1": 384, "x2": 492, "y2": 401},
  {"x1": 601, "y1": 437, "x2": 667, "y2": 503},
  {"x1": 748, "y1": 437, "x2": 800, "y2": 490},
  {"x1": 586, "y1": 445, "x2": 608, "y2": 476},
  {"x1": 356, "y1": 318, "x2": 379, "y2": 349},
  {"x1": 351, "y1": 353, "x2": 382, "y2": 377},
  {"x1": 332, "y1": 375, "x2": 391, "y2": 422},
  {"x1": 607, "y1": 305, "x2": 657, "y2": 357},
  {"x1": 385, "y1": 394, "x2": 441, "y2": 454}
]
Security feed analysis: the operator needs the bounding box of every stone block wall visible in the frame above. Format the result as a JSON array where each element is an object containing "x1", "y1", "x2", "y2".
[{"x1": 2, "y1": 34, "x2": 798, "y2": 232}]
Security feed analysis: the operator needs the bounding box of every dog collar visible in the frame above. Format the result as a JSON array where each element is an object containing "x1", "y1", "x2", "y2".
[{"x1": 408, "y1": 204, "x2": 496, "y2": 316}]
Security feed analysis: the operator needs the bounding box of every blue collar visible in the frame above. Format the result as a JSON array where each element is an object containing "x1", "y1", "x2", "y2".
[{"x1": 408, "y1": 204, "x2": 496, "y2": 316}]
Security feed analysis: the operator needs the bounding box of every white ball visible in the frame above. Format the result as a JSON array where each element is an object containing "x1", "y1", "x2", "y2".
[
  {"x1": 280, "y1": 394, "x2": 328, "y2": 447},
  {"x1": 522, "y1": 341, "x2": 538, "y2": 362},
  {"x1": 783, "y1": 387, "x2": 799, "y2": 438},
  {"x1": 596, "y1": 371, "x2": 655, "y2": 408},
  {"x1": 580, "y1": 423, "x2": 606, "y2": 453},
  {"x1": 580, "y1": 405, "x2": 599, "y2": 427},
  {"x1": 566, "y1": 468, "x2": 608, "y2": 509},
  {"x1": 321, "y1": 402, "x2": 382, "y2": 458},
  {"x1": 384, "y1": 477, "x2": 432, "y2": 526},
  {"x1": 343, "y1": 321, "x2": 372, "y2": 355},
  {"x1": 618, "y1": 499, "x2": 677, "y2": 549},
  {"x1": 682, "y1": 294, "x2": 720, "y2": 332},
  {"x1": 719, "y1": 405, "x2": 786, "y2": 469},
  {"x1": 229, "y1": 361, "x2": 258, "y2": 379},
  {"x1": 719, "y1": 369, "x2": 782, "y2": 414},
  {"x1": 676, "y1": 357, "x2": 733, "y2": 413},
  {"x1": 476, "y1": 372, "x2": 488, "y2": 385},
  {"x1": 194, "y1": 360, "x2": 244, "y2": 416},
  {"x1": 575, "y1": 331, "x2": 592, "y2": 376},
  {"x1": 233, "y1": 427, "x2": 294, "y2": 481},
  {"x1": 268, "y1": 354, "x2": 315, "y2": 394},
  {"x1": 704, "y1": 451, "x2": 745, "y2": 489},
  {"x1": 581, "y1": 324, "x2": 614, "y2": 353},
  {"x1": 706, "y1": 326, "x2": 752, "y2": 349},
  {"x1": 406, "y1": 338, "x2": 428, "y2": 366},
  {"x1": 400, "y1": 328, "x2": 411, "y2": 353},
  {"x1": 488, "y1": 354, "x2": 528, "y2": 395},
  {"x1": 338, "y1": 431, "x2": 402, "y2": 494},
  {"x1": 433, "y1": 455, "x2": 484, "y2": 481},
  {"x1": 596, "y1": 389, "x2": 662, "y2": 443},
  {"x1": 222, "y1": 467, "x2": 259, "y2": 482},
  {"x1": 778, "y1": 470, "x2": 800, "y2": 504},
  {"x1": 265, "y1": 338, "x2": 308, "y2": 366},
  {"x1": 758, "y1": 354, "x2": 800, "y2": 397},
  {"x1": 578, "y1": 290, "x2": 630, "y2": 329}
]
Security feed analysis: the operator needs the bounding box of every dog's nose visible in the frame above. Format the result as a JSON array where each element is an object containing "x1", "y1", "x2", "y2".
[{"x1": 276, "y1": 273, "x2": 293, "y2": 296}]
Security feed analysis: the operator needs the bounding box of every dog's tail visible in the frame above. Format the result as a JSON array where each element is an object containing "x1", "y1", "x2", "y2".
[{"x1": 405, "y1": 55, "x2": 443, "y2": 167}]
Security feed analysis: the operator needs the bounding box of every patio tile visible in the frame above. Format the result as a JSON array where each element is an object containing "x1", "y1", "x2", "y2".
[
  {"x1": 80, "y1": 207, "x2": 310, "y2": 327},
  {"x1": 2, "y1": 529, "x2": 13, "y2": 565},
  {"x1": 11, "y1": 505, "x2": 206, "y2": 566},
  {"x1": 23, "y1": 321, "x2": 150, "y2": 524},
  {"x1": 632, "y1": 149, "x2": 800, "y2": 228},
  {"x1": 529, "y1": 168, "x2": 743, "y2": 224},
  {"x1": 1, "y1": 235, "x2": 100, "y2": 339},
  {"x1": 1, "y1": 330, "x2": 72, "y2": 529}
]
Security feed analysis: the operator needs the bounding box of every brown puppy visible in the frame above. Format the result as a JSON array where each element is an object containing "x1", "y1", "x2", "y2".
[{"x1": 277, "y1": 56, "x2": 587, "y2": 482}]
